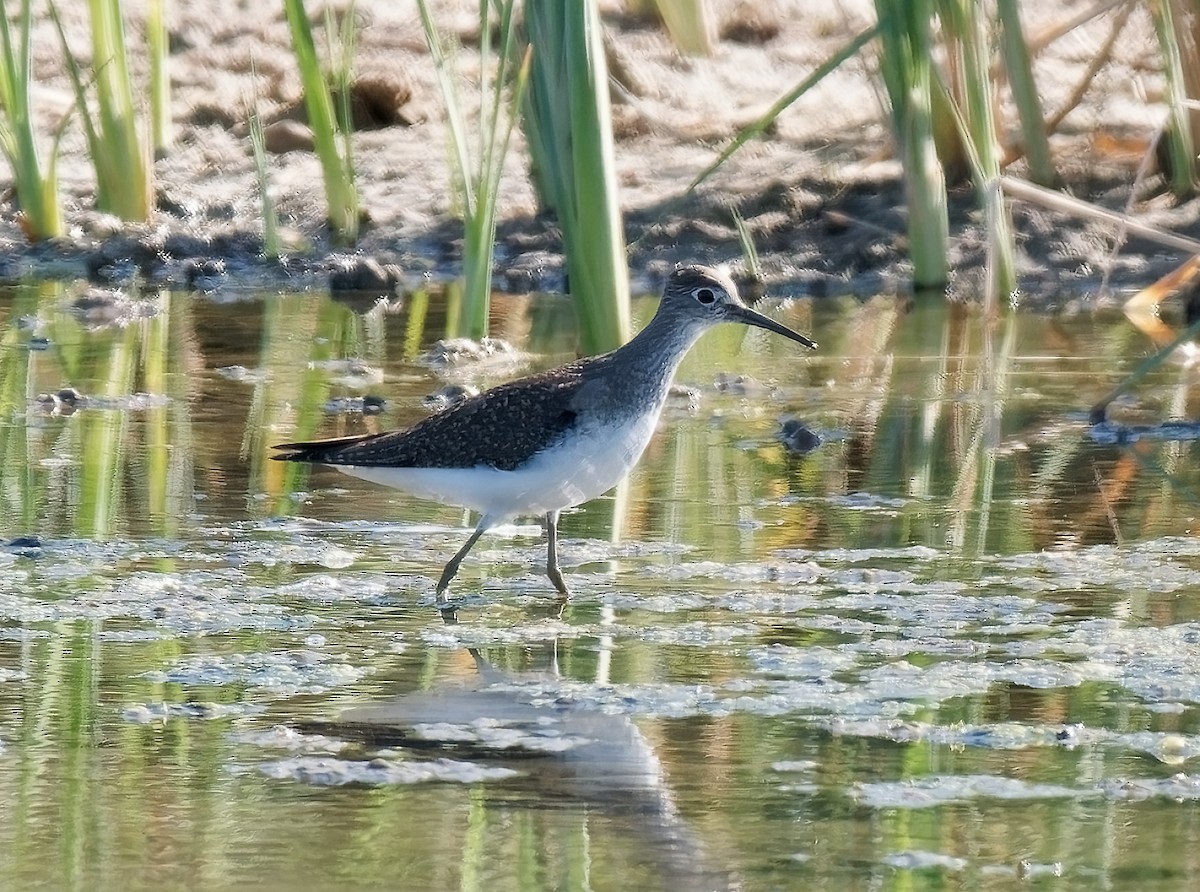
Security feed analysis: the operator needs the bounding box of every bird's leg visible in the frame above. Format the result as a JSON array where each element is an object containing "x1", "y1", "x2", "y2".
[
  {"x1": 436, "y1": 518, "x2": 491, "y2": 603},
  {"x1": 544, "y1": 510, "x2": 570, "y2": 598}
]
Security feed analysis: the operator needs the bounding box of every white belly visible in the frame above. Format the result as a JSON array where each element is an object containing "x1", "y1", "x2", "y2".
[{"x1": 335, "y1": 409, "x2": 660, "y2": 521}]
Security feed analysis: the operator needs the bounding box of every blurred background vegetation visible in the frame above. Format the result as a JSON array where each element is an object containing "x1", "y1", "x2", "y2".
[{"x1": 2, "y1": 0, "x2": 1199, "y2": 340}]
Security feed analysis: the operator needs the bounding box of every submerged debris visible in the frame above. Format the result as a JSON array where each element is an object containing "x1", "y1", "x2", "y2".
[
  {"x1": 214, "y1": 365, "x2": 268, "y2": 384},
  {"x1": 308, "y1": 358, "x2": 383, "y2": 388},
  {"x1": 184, "y1": 258, "x2": 227, "y2": 290},
  {"x1": 422, "y1": 383, "x2": 479, "y2": 412},
  {"x1": 1089, "y1": 419, "x2": 1200, "y2": 445},
  {"x1": 778, "y1": 417, "x2": 821, "y2": 453},
  {"x1": 665, "y1": 383, "x2": 701, "y2": 413},
  {"x1": 33, "y1": 388, "x2": 82, "y2": 416},
  {"x1": 713, "y1": 371, "x2": 775, "y2": 397},
  {"x1": 255, "y1": 755, "x2": 519, "y2": 786},
  {"x1": 31, "y1": 389, "x2": 168, "y2": 415},
  {"x1": 418, "y1": 336, "x2": 517, "y2": 368},
  {"x1": 328, "y1": 257, "x2": 403, "y2": 295},
  {"x1": 4, "y1": 536, "x2": 42, "y2": 553},
  {"x1": 144, "y1": 650, "x2": 368, "y2": 694},
  {"x1": 122, "y1": 701, "x2": 259, "y2": 723},
  {"x1": 852, "y1": 775, "x2": 1083, "y2": 809},
  {"x1": 882, "y1": 851, "x2": 968, "y2": 872},
  {"x1": 323, "y1": 394, "x2": 386, "y2": 415},
  {"x1": 69, "y1": 287, "x2": 161, "y2": 327}
]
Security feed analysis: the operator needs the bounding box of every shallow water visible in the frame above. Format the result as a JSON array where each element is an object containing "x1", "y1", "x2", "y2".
[{"x1": 2, "y1": 283, "x2": 1200, "y2": 890}]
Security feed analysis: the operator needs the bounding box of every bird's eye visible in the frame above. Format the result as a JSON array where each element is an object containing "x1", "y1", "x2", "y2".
[{"x1": 695, "y1": 288, "x2": 716, "y2": 304}]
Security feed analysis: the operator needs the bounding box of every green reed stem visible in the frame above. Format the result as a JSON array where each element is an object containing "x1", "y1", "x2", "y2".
[
  {"x1": 418, "y1": 0, "x2": 529, "y2": 341},
  {"x1": 652, "y1": 0, "x2": 715, "y2": 55},
  {"x1": 50, "y1": 0, "x2": 151, "y2": 221},
  {"x1": 324, "y1": 3, "x2": 357, "y2": 176},
  {"x1": 523, "y1": 0, "x2": 631, "y2": 352},
  {"x1": 283, "y1": 0, "x2": 359, "y2": 243},
  {"x1": 143, "y1": 293, "x2": 170, "y2": 527},
  {"x1": 874, "y1": 0, "x2": 948, "y2": 290},
  {"x1": 996, "y1": 0, "x2": 1054, "y2": 186},
  {"x1": 147, "y1": 0, "x2": 171, "y2": 156},
  {"x1": 0, "y1": 285, "x2": 44, "y2": 529},
  {"x1": 78, "y1": 326, "x2": 136, "y2": 537},
  {"x1": 937, "y1": 0, "x2": 1016, "y2": 299},
  {"x1": 402, "y1": 288, "x2": 430, "y2": 360},
  {"x1": 1150, "y1": 0, "x2": 1196, "y2": 197},
  {"x1": 0, "y1": 0, "x2": 63, "y2": 240},
  {"x1": 89, "y1": 0, "x2": 148, "y2": 219}
]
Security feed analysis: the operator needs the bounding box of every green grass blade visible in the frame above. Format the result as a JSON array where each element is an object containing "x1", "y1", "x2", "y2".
[
  {"x1": 327, "y1": 3, "x2": 358, "y2": 200},
  {"x1": 417, "y1": 0, "x2": 476, "y2": 219},
  {"x1": 48, "y1": 2, "x2": 102, "y2": 173},
  {"x1": 729, "y1": 206, "x2": 761, "y2": 281},
  {"x1": 689, "y1": 25, "x2": 876, "y2": 193},
  {"x1": 418, "y1": 0, "x2": 482, "y2": 336},
  {"x1": 248, "y1": 100, "x2": 281, "y2": 258}
]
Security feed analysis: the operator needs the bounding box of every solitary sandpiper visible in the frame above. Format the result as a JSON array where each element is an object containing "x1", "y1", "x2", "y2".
[{"x1": 273, "y1": 265, "x2": 816, "y2": 602}]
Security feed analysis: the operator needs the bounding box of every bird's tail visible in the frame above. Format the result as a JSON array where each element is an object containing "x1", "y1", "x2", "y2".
[{"x1": 271, "y1": 433, "x2": 375, "y2": 464}]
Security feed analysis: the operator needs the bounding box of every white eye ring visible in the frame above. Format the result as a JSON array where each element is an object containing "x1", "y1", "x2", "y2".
[{"x1": 695, "y1": 288, "x2": 716, "y2": 304}]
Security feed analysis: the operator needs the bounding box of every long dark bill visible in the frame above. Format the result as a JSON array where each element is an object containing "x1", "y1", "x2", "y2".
[{"x1": 728, "y1": 303, "x2": 818, "y2": 350}]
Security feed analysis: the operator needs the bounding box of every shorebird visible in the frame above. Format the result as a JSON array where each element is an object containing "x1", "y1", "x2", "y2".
[{"x1": 273, "y1": 265, "x2": 816, "y2": 603}]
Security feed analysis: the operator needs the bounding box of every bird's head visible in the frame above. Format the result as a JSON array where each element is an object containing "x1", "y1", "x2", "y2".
[{"x1": 660, "y1": 265, "x2": 817, "y2": 349}]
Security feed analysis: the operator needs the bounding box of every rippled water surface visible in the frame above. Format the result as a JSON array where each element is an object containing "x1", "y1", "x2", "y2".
[{"x1": 2, "y1": 283, "x2": 1200, "y2": 890}]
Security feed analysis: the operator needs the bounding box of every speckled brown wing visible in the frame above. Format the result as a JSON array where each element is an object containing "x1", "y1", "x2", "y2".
[{"x1": 272, "y1": 362, "x2": 588, "y2": 471}]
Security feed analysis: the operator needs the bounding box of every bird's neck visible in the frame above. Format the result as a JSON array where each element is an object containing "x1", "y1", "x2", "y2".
[{"x1": 608, "y1": 308, "x2": 709, "y2": 392}]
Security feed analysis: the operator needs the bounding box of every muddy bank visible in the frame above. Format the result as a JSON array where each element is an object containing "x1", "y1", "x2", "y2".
[{"x1": 1, "y1": 0, "x2": 1193, "y2": 308}]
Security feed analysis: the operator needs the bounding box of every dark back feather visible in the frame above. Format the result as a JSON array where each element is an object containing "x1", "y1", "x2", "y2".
[{"x1": 273, "y1": 361, "x2": 587, "y2": 471}]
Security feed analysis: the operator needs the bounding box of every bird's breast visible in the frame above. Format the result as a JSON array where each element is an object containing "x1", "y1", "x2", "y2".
[
  {"x1": 334, "y1": 401, "x2": 663, "y2": 520},
  {"x1": 530, "y1": 404, "x2": 663, "y2": 502}
]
